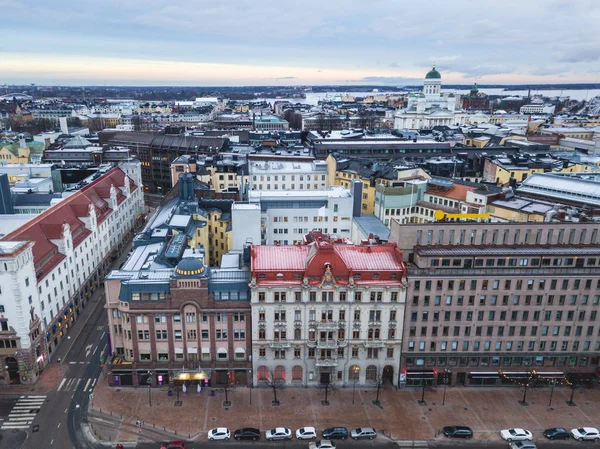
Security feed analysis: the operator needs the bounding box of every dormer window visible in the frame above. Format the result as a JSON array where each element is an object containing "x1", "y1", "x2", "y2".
[{"x1": 276, "y1": 273, "x2": 284, "y2": 279}]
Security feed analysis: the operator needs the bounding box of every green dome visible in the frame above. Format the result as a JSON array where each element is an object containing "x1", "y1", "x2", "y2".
[{"x1": 425, "y1": 66, "x2": 441, "y2": 79}]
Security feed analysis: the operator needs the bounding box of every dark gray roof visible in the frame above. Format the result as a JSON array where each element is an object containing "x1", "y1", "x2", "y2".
[{"x1": 416, "y1": 245, "x2": 600, "y2": 257}]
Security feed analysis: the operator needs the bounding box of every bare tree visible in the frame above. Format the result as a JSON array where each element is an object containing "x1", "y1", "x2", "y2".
[
  {"x1": 265, "y1": 368, "x2": 285, "y2": 406},
  {"x1": 320, "y1": 376, "x2": 338, "y2": 406}
]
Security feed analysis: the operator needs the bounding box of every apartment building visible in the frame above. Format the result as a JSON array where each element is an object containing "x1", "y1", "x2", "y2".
[
  {"x1": 241, "y1": 185, "x2": 358, "y2": 245},
  {"x1": 248, "y1": 160, "x2": 328, "y2": 192},
  {"x1": 0, "y1": 161, "x2": 143, "y2": 384},
  {"x1": 249, "y1": 233, "x2": 407, "y2": 387},
  {"x1": 389, "y1": 221, "x2": 600, "y2": 387}
]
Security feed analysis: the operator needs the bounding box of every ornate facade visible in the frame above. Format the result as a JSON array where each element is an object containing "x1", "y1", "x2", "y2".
[{"x1": 249, "y1": 233, "x2": 407, "y2": 386}]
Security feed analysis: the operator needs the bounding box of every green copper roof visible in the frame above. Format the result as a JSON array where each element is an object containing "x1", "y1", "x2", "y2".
[{"x1": 425, "y1": 66, "x2": 441, "y2": 79}]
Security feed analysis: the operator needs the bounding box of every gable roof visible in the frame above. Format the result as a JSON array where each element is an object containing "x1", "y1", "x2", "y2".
[{"x1": 2, "y1": 167, "x2": 137, "y2": 279}]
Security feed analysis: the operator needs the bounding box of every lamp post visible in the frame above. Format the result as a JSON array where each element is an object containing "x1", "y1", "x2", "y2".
[
  {"x1": 147, "y1": 370, "x2": 152, "y2": 407},
  {"x1": 442, "y1": 369, "x2": 450, "y2": 406},
  {"x1": 249, "y1": 369, "x2": 253, "y2": 406},
  {"x1": 352, "y1": 367, "x2": 359, "y2": 406},
  {"x1": 418, "y1": 377, "x2": 427, "y2": 405}
]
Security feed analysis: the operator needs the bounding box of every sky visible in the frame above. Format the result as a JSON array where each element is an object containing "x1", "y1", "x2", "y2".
[{"x1": 1, "y1": 0, "x2": 600, "y2": 86}]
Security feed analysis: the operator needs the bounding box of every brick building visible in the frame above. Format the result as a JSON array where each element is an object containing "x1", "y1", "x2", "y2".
[{"x1": 105, "y1": 253, "x2": 251, "y2": 387}]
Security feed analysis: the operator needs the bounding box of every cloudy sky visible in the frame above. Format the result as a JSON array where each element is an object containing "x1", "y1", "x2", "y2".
[{"x1": 1, "y1": 0, "x2": 599, "y2": 86}]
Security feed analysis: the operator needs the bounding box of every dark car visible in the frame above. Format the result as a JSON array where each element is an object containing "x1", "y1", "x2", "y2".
[
  {"x1": 443, "y1": 426, "x2": 474, "y2": 438},
  {"x1": 166, "y1": 442, "x2": 185, "y2": 449},
  {"x1": 322, "y1": 427, "x2": 348, "y2": 440},
  {"x1": 234, "y1": 428, "x2": 261, "y2": 441},
  {"x1": 543, "y1": 428, "x2": 570, "y2": 440}
]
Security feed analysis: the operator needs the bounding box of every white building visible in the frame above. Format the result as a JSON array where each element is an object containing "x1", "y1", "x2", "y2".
[
  {"x1": 242, "y1": 186, "x2": 357, "y2": 245},
  {"x1": 520, "y1": 104, "x2": 556, "y2": 114},
  {"x1": 0, "y1": 161, "x2": 144, "y2": 384},
  {"x1": 249, "y1": 234, "x2": 407, "y2": 386},
  {"x1": 394, "y1": 65, "x2": 467, "y2": 130},
  {"x1": 248, "y1": 160, "x2": 328, "y2": 191}
]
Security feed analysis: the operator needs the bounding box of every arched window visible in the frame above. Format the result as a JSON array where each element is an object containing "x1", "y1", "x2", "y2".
[
  {"x1": 274, "y1": 365, "x2": 286, "y2": 380},
  {"x1": 366, "y1": 365, "x2": 378, "y2": 382},
  {"x1": 294, "y1": 328, "x2": 301, "y2": 340},
  {"x1": 257, "y1": 365, "x2": 269, "y2": 380},
  {"x1": 368, "y1": 328, "x2": 374, "y2": 340},
  {"x1": 349, "y1": 365, "x2": 360, "y2": 380},
  {"x1": 259, "y1": 329, "x2": 265, "y2": 340},
  {"x1": 388, "y1": 329, "x2": 395, "y2": 340},
  {"x1": 292, "y1": 365, "x2": 303, "y2": 380},
  {"x1": 374, "y1": 328, "x2": 380, "y2": 339}
]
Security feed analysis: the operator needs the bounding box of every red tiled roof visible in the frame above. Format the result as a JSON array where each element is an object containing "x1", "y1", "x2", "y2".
[
  {"x1": 252, "y1": 238, "x2": 406, "y2": 286},
  {"x1": 252, "y1": 245, "x2": 309, "y2": 272},
  {"x1": 1, "y1": 167, "x2": 136, "y2": 279},
  {"x1": 334, "y1": 245, "x2": 405, "y2": 271}
]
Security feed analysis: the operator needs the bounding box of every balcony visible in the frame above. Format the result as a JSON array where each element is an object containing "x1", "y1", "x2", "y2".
[
  {"x1": 315, "y1": 358, "x2": 338, "y2": 367},
  {"x1": 306, "y1": 340, "x2": 316, "y2": 348},
  {"x1": 317, "y1": 321, "x2": 339, "y2": 331},
  {"x1": 368, "y1": 321, "x2": 382, "y2": 327},
  {"x1": 269, "y1": 340, "x2": 291, "y2": 349},
  {"x1": 363, "y1": 340, "x2": 385, "y2": 348}
]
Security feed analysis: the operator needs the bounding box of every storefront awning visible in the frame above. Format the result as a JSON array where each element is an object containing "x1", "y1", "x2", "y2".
[
  {"x1": 201, "y1": 347, "x2": 210, "y2": 354},
  {"x1": 187, "y1": 347, "x2": 197, "y2": 354}
]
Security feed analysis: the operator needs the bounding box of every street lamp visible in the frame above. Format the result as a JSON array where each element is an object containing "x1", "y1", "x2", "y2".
[
  {"x1": 548, "y1": 378, "x2": 556, "y2": 407},
  {"x1": 352, "y1": 366, "x2": 359, "y2": 405},
  {"x1": 249, "y1": 369, "x2": 253, "y2": 406},
  {"x1": 147, "y1": 370, "x2": 152, "y2": 407}
]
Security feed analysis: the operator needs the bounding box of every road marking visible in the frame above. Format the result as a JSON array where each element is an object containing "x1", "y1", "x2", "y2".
[
  {"x1": 100, "y1": 331, "x2": 105, "y2": 339},
  {"x1": 92, "y1": 345, "x2": 98, "y2": 355},
  {"x1": 85, "y1": 343, "x2": 93, "y2": 358},
  {"x1": 84, "y1": 379, "x2": 92, "y2": 392},
  {"x1": 26, "y1": 395, "x2": 46, "y2": 399},
  {"x1": 92, "y1": 378, "x2": 97, "y2": 388},
  {"x1": 8, "y1": 415, "x2": 37, "y2": 420},
  {"x1": 57, "y1": 378, "x2": 67, "y2": 391},
  {"x1": 51, "y1": 439, "x2": 54, "y2": 445},
  {"x1": 64, "y1": 408, "x2": 68, "y2": 414},
  {"x1": 65, "y1": 379, "x2": 75, "y2": 390},
  {"x1": 69, "y1": 361, "x2": 77, "y2": 364},
  {"x1": 57, "y1": 423, "x2": 61, "y2": 428},
  {"x1": 80, "y1": 361, "x2": 85, "y2": 364},
  {"x1": 1, "y1": 424, "x2": 31, "y2": 429},
  {"x1": 75, "y1": 378, "x2": 82, "y2": 390}
]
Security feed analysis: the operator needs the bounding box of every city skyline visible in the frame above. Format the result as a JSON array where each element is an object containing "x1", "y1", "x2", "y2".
[{"x1": 1, "y1": 0, "x2": 599, "y2": 85}]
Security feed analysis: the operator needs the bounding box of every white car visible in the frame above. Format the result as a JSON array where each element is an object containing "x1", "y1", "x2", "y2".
[
  {"x1": 208, "y1": 427, "x2": 231, "y2": 440},
  {"x1": 265, "y1": 427, "x2": 292, "y2": 440},
  {"x1": 309, "y1": 440, "x2": 336, "y2": 449},
  {"x1": 571, "y1": 427, "x2": 600, "y2": 441},
  {"x1": 500, "y1": 428, "x2": 533, "y2": 442},
  {"x1": 296, "y1": 427, "x2": 318, "y2": 440}
]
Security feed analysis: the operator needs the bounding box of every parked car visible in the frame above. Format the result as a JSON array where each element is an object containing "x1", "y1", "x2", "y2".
[
  {"x1": 296, "y1": 427, "x2": 318, "y2": 440},
  {"x1": 350, "y1": 427, "x2": 377, "y2": 440},
  {"x1": 571, "y1": 427, "x2": 600, "y2": 441},
  {"x1": 309, "y1": 440, "x2": 336, "y2": 449},
  {"x1": 543, "y1": 428, "x2": 570, "y2": 440},
  {"x1": 265, "y1": 427, "x2": 292, "y2": 440},
  {"x1": 500, "y1": 428, "x2": 533, "y2": 442},
  {"x1": 165, "y1": 443, "x2": 185, "y2": 449},
  {"x1": 443, "y1": 425, "x2": 473, "y2": 438},
  {"x1": 207, "y1": 428, "x2": 230, "y2": 441},
  {"x1": 322, "y1": 427, "x2": 348, "y2": 440},
  {"x1": 509, "y1": 442, "x2": 537, "y2": 449},
  {"x1": 234, "y1": 428, "x2": 261, "y2": 441}
]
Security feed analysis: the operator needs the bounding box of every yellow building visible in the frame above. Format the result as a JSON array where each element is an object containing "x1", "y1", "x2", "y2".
[
  {"x1": 205, "y1": 208, "x2": 232, "y2": 266},
  {"x1": 484, "y1": 157, "x2": 592, "y2": 185},
  {"x1": 486, "y1": 202, "x2": 546, "y2": 222},
  {"x1": 0, "y1": 142, "x2": 32, "y2": 163},
  {"x1": 327, "y1": 155, "x2": 374, "y2": 214}
]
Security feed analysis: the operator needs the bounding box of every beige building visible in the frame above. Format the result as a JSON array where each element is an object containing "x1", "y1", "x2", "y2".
[{"x1": 390, "y1": 221, "x2": 600, "y2": 387}]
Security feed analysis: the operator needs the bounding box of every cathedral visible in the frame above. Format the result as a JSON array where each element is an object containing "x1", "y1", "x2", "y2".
[{"x1": 394, "y1": 65, "x2": 467, "y2": 130}]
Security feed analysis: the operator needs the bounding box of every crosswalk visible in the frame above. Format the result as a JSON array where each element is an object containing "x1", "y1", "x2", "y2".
[
  {"x1": 1, "y1": 395, "x2": 46, "y2": 430},
  {"x1": 57, "y1": 377, "x2": 97, "y2": 392}
]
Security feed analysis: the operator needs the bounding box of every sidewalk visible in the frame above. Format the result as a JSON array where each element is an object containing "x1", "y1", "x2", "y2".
[
  {"x1": 89, "y1": 377, "x2": 600, "y2": 443},
  {"x1": 0, "y1": 363, "x2": 66, "y2": 395}
]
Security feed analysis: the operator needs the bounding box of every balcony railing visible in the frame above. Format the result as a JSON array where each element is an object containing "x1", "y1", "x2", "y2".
[
  {"x1": 269, "y1": 341, "x2": 291, "y2": 349},
  {"x1": 317, "y1": 321, "x2": 339, "y2": 331}
]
